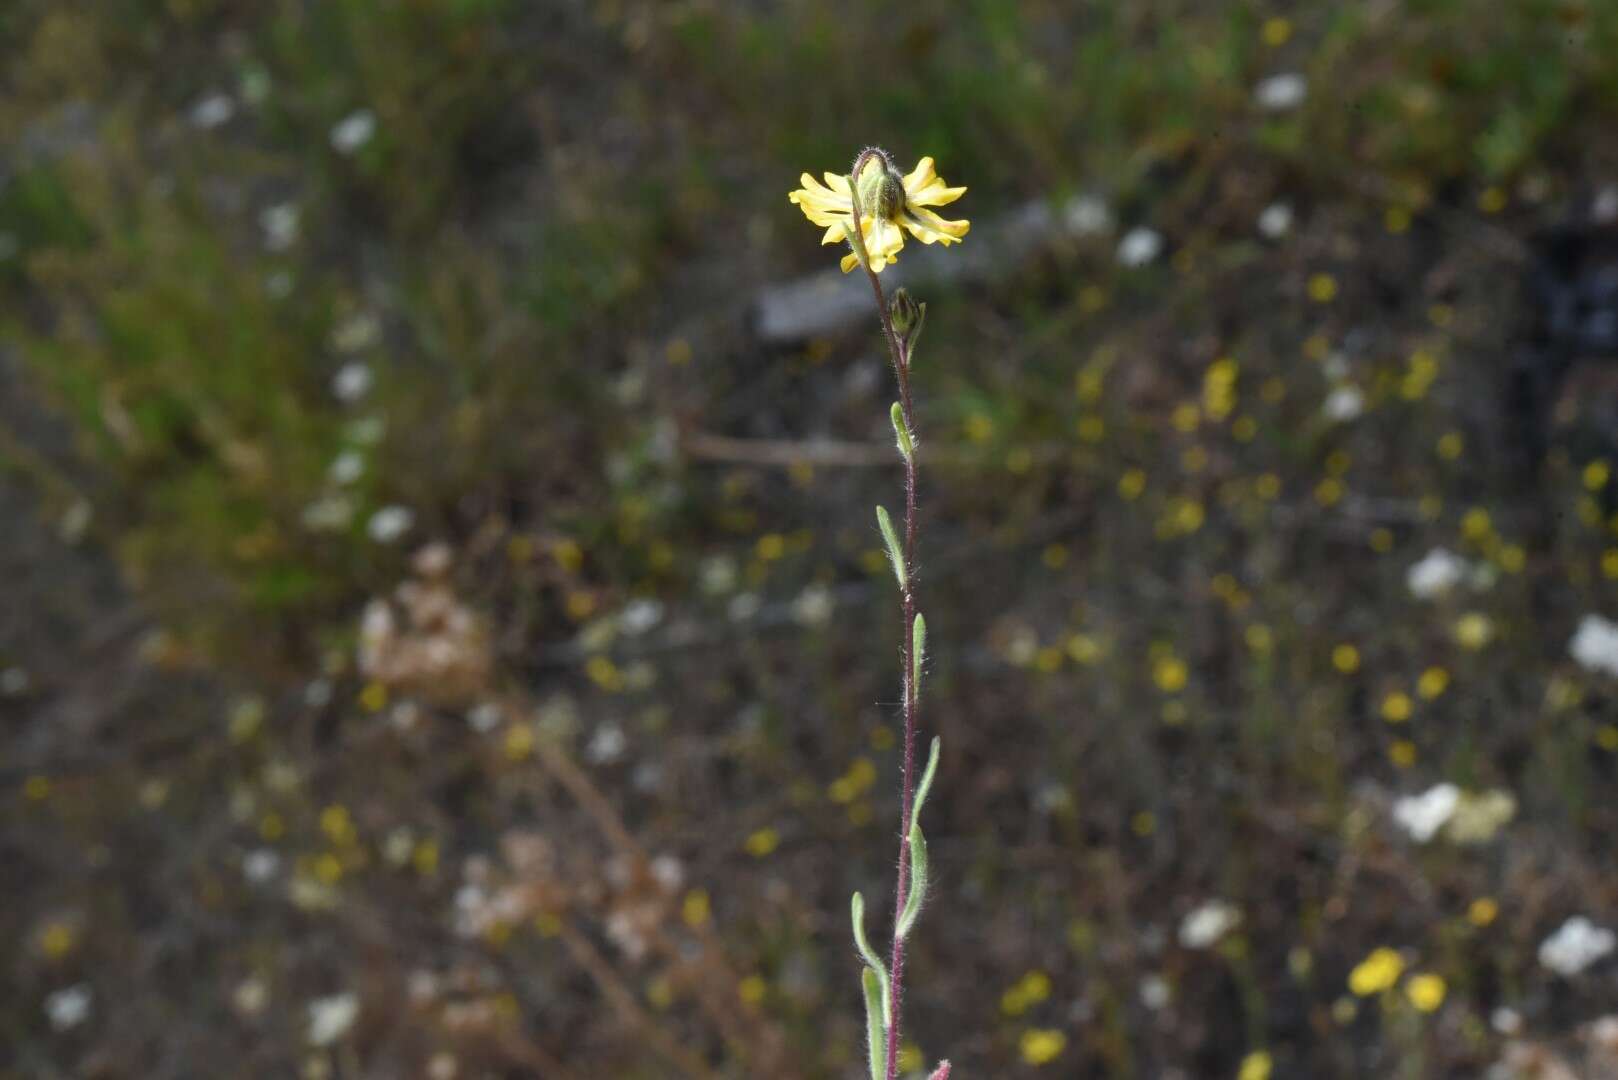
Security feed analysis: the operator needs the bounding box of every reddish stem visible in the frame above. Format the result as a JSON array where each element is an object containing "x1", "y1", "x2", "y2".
[{"x1": 847, "y1": 154, "x2": 922, "y2": 1080}]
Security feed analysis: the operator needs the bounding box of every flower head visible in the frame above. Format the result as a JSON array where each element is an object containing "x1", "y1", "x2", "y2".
[{"x1": 789, "y1": 151, "x2": 969, "y2": 273}]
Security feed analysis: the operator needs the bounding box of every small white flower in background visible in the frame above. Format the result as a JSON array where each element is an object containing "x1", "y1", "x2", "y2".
[
  {"x1": 1322, "y1": 385, "x2": 1364, "y2": 423},
  {"x1": 618, "y1": 599, "x2": 665, "y2": 636},
  {"x1": 304, "y1": 678, "x2": 334, "y2": 708},
  {"x1": 1257, "y1": 202, "x2": 1293, "y2": 239},
  {"x1": 1594, "y1": 184, "x2": 1618, "y2": 225},
  {"x1": 189, "y1": 92, "x2": 235, "y2": 129},
  {"x1": 1139, "y1": 974, "x2": 1171, "y2": 1010},
  {"x1": 699, "y1": 555, "x2": 738, "y2": 596},
  {"x1": 1491, "y1": 1006, "x2": 1523, "y2": 1035},
  {"x1": 366, "y1": 505, "x2": 414, "y2": 544},
  {"x1": 587, "y1": 723, "x2": 627, "y2": 765},
  {"x1": 428, "y1": 1053, "x2": 459, "y2": 1080},
  {"x1": 1063, "y1": 194, "x2": 1114, "y2": 237},
  {"x1": 727, "y1": 591, "x2": 762, "y2": 621},
  {"x1": 1571, "y1": 615, "x2": 1618, "y2": 677},
  {"x1": 1392, "y1": 782, "x2": 1460, "y2": 843},
  {"x1": 233, "y1": 977, "x2": 268, "y2": 1017},
  {"x1": 259, "y1": 202, "x2": 300, "y2": 252},
  {"x1": 1407, "y1": 548, "x2": 1467, "y2": 600},
  {"x1": 330, "y1": 109, "x2": 376, "y2": 155},
  {"x1": 1254, "y1": 73, "x2": 1308, "y2": 111},
  {"x1": 332, "y1": 362, "x2": 374, "y2": 404},
  {"x1": 306, "y1": 992, "x2": 360, "y2": 1046},
  {"x1": 59, "y1": 498, "x2": 93, "y2": 544},
  {"x1": 466, "y1": 702, "x2": 503, "y2": 733},
  {"x1": 792, "y1": 583, "x2": 835, "y2": 627},
  {"x1": 1539, "y1": 916, "x2": 1616, "y2": 977},
  {"x1": 45, "y1": 984, "x2": 92, "y2": 1031},
  {"x1": 243, "y1": 849, "x2": 282, "y2": 885},
  {"x1": 301, "y1": 495, "x2": 354, "y2": 532},
  {"x1": 1116, "y1": 226, "x2": 1164, "y2": 268},
  {"x1": 650, "y1": 854, "x2": 686, "y2": 893},
  {"x1": 1178, "y1": 900, "x2": 1241, "y2": 949},
  {"x1": 328, "y1": 450, "x2": 365, "y2": 486}
]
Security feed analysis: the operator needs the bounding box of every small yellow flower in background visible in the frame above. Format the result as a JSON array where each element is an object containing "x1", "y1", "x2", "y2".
[
  {"x1": 39, "y1": 922, "x2": 77, "y2": 959},
  {"x1": 1307, "y1": 272, "x2": 1339, "y2": 303},
  {"x1": 1405, "y1": 972, "x2": 1446, "y2": 1012},
  {"x1": 789, "y1": 152, "x2": 969, "y2": 273},
  {"x1": 737, "y1": 974, "x2": 767, "y2": 1007},
  {"x1": 1468, "y1": 897, "x2": 1499, "y2": 927},
  {"x1": 1153, "y1": 654, "x2": 1189, "y2": 693},
  {"x1": 1238, "y1": 1050, "x2": 1273, "y2": 1080},
  {"x1": 1349, "y1": 947, "x2": 1404, "y2": 996},
  {"x1": 1381, "y1": 691, "x2": 1413, "y2": 723},
  {"x1": 1454, "y1": 612, "x2": 1493, "y2": 650},
  {"x1": 744, "y1": 827, "x2": 780, "y2": 857},
  {"x1": 1001, "y1": 970, "x2": 1053, "y2": 1016},
  {"x1": 1332, "y1": 644, "x2": 1360, "y2": 674},
  {"x1": 681, "y1": 888, "x2": 711, "y2": 927},
  {"x1": 1019, "y1": 1027, "x2": 1067, "y2": 1066},
  {"x1": 1417, "y1": 666, "x2": 1449, "y2": 700}
]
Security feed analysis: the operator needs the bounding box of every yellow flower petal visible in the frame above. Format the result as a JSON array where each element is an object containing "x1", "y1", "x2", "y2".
[
  {"x1": 903, "y1": 156, "x2": 937, "y2": 194},
  {"x1": 909, "y1": 180, "x2": 967, "y2": 207},
  {"x1": 901, "y1": 205, "x2": 970, "y2": 245},
  {"x1": 823, "y1": 171, "x2": 852, "y2": 194}
]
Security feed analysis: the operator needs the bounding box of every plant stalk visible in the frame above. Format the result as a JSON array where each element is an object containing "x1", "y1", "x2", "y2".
[{"x1": 849, "y1": 147, "x2": 923, "y2": 1080}]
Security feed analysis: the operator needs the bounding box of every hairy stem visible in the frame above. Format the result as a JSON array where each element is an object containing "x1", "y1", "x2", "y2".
[{"x1": 849, "y1": 149, "x2": 922, "y2": 1080}]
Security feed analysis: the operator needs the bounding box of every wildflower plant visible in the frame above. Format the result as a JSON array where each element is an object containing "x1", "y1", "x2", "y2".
[{"x1": 790, "y1": 147, "x2": 967, "y2": 1080}]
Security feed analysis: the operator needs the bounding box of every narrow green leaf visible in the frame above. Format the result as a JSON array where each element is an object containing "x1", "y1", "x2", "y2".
[
  {"x1": 841, "y1": 220, "x2": 870, "y2": 273},
  {"x1": 850, "y1": 892, "x2": 891, "y2": 1027},
  {"x1": 911, "y1": 613, "x2": 927, "y2": 700},
  {"x1": 862, "y1": 966, "x2": 887, "y2": 1080},
  {"x1": 896, "y1": 823, "x2": 929, "y2": 938},
  {"x1": 890, "y1": 401, "x2": 914, "y2": 462},
  {"x1": 876, "y1": 505, "x2": 905, "y2": 590},
  {"x1": 909, "y1": 736, "x2": 941, "y2": 834}
]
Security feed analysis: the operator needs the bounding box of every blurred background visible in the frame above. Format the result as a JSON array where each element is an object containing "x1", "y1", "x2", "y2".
[{"x1": 7, "y1": 2, "x2": 1618, "y2": 1077}]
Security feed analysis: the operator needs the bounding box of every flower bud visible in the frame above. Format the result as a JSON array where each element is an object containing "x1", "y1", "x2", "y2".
[
  {"x1": 889, "y1": 287, "x2": 927, "y2": 354},
  {"x1": 856, "y1": 156, "x2": 906, "y2": 221}
]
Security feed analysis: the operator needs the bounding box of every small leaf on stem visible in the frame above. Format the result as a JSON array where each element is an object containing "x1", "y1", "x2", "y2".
[
  {"x1": 876, "y1": 505, "x2": 906, "y2": 590},
  {"x1": 851, "y1": 892, "x2": 891, "y2": 1027},
  {"x1": 896, "y1": 823, "x2": 929, "y2": 938},
  {"x1": 911, "y1": 613, "x2": 927, "y2": 699},
  {"x1": 862, "y1": 966, "x2": 887, "y2": 1080},
  {"x1": 909, "y1": 735, "x2": 941, "y2": 834},
  {"x1": 891, "y1": 401, "x2": 914, "y2": 462}
]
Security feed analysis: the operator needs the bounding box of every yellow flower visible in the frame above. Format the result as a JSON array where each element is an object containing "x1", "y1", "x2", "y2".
[
  {"x1": 789, "y1": 153, "x2": 969, "y2": 273},
  {"x1": 1019, "y1": 1028, "x2": 1067, "y2": 1066},
  {"x1": 1348, "y1": 947, "x2": 1404, "y2": 996},
  {"x1": 1405, "y1": 972, "x2": 1446, "y2": 1013},
  {"x1": 1238, "y1": 1050, "x2": 1273, "y2": 1080}
]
